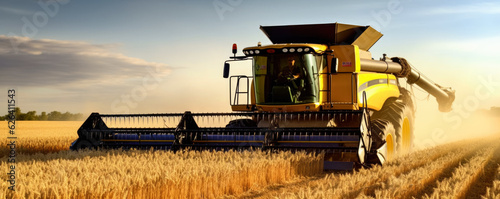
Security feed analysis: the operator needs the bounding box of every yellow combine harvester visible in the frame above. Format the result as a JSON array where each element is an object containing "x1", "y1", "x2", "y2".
[{"x1": 71, "y1": 23, "x2": 455, "y2": 170}]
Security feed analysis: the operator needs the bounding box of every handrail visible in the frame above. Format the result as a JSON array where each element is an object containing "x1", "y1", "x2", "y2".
[{"x1": 229, "y1": 75, "x2": 252, "y2": 107}]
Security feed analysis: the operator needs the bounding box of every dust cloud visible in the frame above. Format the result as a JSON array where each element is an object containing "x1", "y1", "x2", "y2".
[{"x1": 413, "y1": 100, "x2": 499, "y2": 150}]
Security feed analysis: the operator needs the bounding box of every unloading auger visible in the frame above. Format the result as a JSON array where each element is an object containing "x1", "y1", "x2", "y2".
[{"x1": 71, "y1": 23, "x2": 455, "y2": 170}]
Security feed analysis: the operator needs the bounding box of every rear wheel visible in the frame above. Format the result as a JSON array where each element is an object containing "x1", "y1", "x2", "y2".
[
  {"x1": 401, "y1": 110, "x2": 414, "y2": 153},
  {"x1": 370, "y1": 89, "x2": 415, "y2": 160}
]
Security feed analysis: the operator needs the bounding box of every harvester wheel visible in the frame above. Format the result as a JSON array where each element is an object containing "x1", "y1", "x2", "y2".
[
  {"x1": 226, "y1": 119, "x2": 257, "y2": 128},
  {"x1": 371, "y1": 89, "x2": 415, "y2": 156},
  {"x1": 398, "y1": 89, "x2": 415, "y2": 153},
  {"x1": 399, "y1": 104, "x2": 415, "y2": 153},
  {"x1": 367, "y1": 119, "x2": 396, "y2": 164}
]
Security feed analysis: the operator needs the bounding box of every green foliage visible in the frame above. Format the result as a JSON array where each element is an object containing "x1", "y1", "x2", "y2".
[
  {"x1": 25, "y1": 111, "x2": 37, "y2": 120},
  {"x1": 39, "y1": 112, "x2": 48, "y2": 120},
  {"x1": 2, "y1": 108, "x2": 85, "y2": 121}
]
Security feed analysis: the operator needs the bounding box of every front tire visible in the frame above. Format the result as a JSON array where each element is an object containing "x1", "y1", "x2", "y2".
[{"x1": 367, "y1": 119, "x2": 396, "y2": 164}]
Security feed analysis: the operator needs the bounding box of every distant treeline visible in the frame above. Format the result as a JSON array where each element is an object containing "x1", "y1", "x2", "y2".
[{"x1": 1, "y1": 107, "x2": 85, "y2": 121}]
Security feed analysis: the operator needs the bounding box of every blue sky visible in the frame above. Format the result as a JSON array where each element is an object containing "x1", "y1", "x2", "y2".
[{"x1": 0, "y1": 0, "x2": 499, "y2": 120}]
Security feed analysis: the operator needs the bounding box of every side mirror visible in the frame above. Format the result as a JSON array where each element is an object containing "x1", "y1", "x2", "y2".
[
  {"x1": 223, "y1": 62, "x2": 230, "y2": 78},
  {"x1": 331, "y1": 58, "x2": 338, "y2": 73}
]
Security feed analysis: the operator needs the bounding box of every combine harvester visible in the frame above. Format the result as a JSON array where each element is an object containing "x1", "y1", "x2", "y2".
[{"x1": 71, "y1": 23, "x2": 455, "y2": 169}]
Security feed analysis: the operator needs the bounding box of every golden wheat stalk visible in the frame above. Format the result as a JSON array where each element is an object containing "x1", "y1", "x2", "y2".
[
  {"x1": 482, "y1": 165, "x2": 500, "y2": 199},
  {"x1": 372, "y1": 143, "x2": 490, "y2": 199},
  {"x1": 273, "y1": 139, "x2": 488, "y2": 199},
  {"x1": 425, "y1": 146, "x2": 495, "y2": 199},
  {"x1": 1, "y1": 149, "x2": 322, "y2": 199}
]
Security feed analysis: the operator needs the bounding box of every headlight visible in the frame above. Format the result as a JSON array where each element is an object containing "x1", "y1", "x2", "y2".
[
  {"x1": 255, "y1": 50, "x2": 260, "y2": 54},
  {"x1": 297, "y1": 48, "x2": 303, "y2": 52},
  {"x1": 282, "y1": 48, "x2": 288, "y2": 53},
  {"x1": 289, "y1": 48, "x2": 296, "y2": 53}
]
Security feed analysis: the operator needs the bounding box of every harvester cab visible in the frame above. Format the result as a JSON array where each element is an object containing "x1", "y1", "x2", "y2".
[{"x1": 71, "y1": 23, "x2": 455, "y2": 170}]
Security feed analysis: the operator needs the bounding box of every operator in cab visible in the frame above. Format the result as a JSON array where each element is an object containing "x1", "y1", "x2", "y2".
[
  {"x1": 277, "y1": 56, "x2": 305, "y2": 100},
  {"x1": 280, "y1": 57, "x2": 301, "y2": 80}
]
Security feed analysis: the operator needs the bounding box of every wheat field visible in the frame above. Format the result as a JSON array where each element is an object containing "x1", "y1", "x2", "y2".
[
  {"x1": 0, "y1": 149, "x2": 322, "y2": 198},
  {"x1": 0, "y1": 121, "x2": 79, "y2": 157},
  {"x1": 483, "y1": 166, "x2": 500, "y2": 199},
  {"x1": 1, "y1": 121, "x2": 499, "y2": 198}
]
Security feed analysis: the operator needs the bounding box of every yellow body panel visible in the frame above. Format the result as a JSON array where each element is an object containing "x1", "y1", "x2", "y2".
[
  {"x1": 319, "y1": 70, "x2": 327, "y2": 103},
  {"x1": 331, "y1": 45, "x2": 361, "y2": 73},
  {"x1": 357, "y1": 73, "x2": 399, "y2": 111},
  {"x1": 328, "y1": 73, "x2": 357, "y2": 109}
]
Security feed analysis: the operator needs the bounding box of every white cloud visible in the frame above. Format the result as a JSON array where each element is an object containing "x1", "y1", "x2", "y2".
[
  {"x1": 423, "y1": 2, "x2": 500, "y2": 15},
  {"x1": 0, "y1": 35, "x2": 171, "y2": 88},
  {"x1": 0, "y1": 35, "x2": 173, "y2": 114}
]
